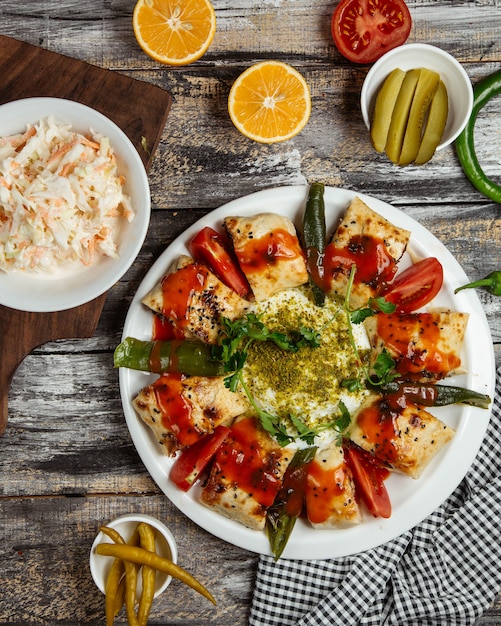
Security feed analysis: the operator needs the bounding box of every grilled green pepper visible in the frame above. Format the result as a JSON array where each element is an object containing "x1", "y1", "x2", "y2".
[
  {"x1": 370, "y1": 380, "x2": 491, "y2": 409},
  {"x1": 455, "y1": 270, "x2": 501, "y2": 297},
  {"x1": 302, "y1": 182, "x2": 326, "y2": 306},
  {"x1": 114, "y1": 337, "x2": 225, "y2": 377},
  {"x1": 455, "y1": 69, "x2": 501, "y2": 204},
  {"x1": 266, "y1": 446, "x2": 317, "y2": 560}
]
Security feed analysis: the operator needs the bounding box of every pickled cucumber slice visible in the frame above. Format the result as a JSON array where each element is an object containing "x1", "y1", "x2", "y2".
[
  {"x1": 414, "y1": 80, "x2": 449, "y2": 165},
  {"x1": 385, "y1": 68, "x2": 421, "y2": 164},
  {"x1": 370, "y1": 68, "x2": 406, "y2": 153},
  {"x1": 398, "y1": 69, "x2": 440, "y2": 165}
]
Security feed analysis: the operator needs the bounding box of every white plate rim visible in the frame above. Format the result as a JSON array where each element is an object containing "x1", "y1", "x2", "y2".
[
  {"x1": 0, "y1": 97, "x2": 150, "y2": 312},
  {"x1": 119, "y1": 185, "x2": 495, "y2": 560}
]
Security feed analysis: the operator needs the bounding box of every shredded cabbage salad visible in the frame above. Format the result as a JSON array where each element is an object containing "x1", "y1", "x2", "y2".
[{"x1": 0, "y1": 116, "x2": 134, "y2": 273}]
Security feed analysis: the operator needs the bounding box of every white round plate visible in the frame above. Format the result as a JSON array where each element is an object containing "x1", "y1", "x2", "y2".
[
  {"x1": 0, "y1": 97, "x2": 150, "y2": 312},
  {"x1": 119, "y1": 185, "x2": 494, "y2": 560}
]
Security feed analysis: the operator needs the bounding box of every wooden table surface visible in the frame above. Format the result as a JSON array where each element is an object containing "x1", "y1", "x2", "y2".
[{"x1": 1, "y1": 1, "x2": 500, "y2": 624}]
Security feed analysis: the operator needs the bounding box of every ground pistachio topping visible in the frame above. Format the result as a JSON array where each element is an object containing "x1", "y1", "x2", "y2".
[{"x1": 243, "y1": 286, "x2": 369, "y2": 439}]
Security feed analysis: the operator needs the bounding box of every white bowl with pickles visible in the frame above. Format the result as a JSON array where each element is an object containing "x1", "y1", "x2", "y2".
[
  {"x1": 89, "y1": 513, "x2": 216, "y2": 623},
  {"x1": 90, "y1": 514, "x2": 178, "y2": 598},
  {"x1": 360, "y1": 43, "x2": 474, "y2": 166}
]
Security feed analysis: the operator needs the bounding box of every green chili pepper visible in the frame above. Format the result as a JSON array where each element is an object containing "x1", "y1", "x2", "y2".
[
  {"x1": 455, "y1": 270, "x2": 501, "y2": 297},
  {"x1": 114, "y1": 337, "x2": 226, "y2": 377},
  {"x1": 370, "y1": 380, "x2": 491, "y2": 409},
  {"x1": 266, "y1": 446, "x2": 317, "y2": 560},
  {"x1": 95, "y1": 543, "x2": 216, "y2": 605},
  {"x1": 100, "y1": 526, "x2": 140, "y2": 626},
  {"x1": 302, "y1": 182, "x2": 326, "y2": 306},
  {"x1": 104, "y1": 550, "x2": 125, "y2": 626},
  {"x1": 455, "y1": 69, "x2": 501, "y2": 204},
  {"x1": 137, "y1": 523, "x2": 156, "y2": 626}
]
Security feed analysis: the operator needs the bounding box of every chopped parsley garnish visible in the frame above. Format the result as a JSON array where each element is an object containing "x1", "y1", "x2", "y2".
[{"x1": 212, "y1": 313, "x2": 323, "y2": 444}]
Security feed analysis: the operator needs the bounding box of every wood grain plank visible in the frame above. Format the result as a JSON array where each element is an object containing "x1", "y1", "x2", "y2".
[
  {"x1": 1, "y1": 1, "x2": 499, "y2": 66},
  {"x1": 0, "y1": 297, "x2": 107, "y2": 436},
  {"x1": 1, "y1": 349, "x2": 148, "y2": 497}
]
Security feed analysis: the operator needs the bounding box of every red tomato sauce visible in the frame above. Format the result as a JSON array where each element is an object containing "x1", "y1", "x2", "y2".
[
  {"x1": 160, "y1": 263, "x2": 209, "y2": 332},
  {"x1": 323, "y1": 234, "x2": 398, "y2": 290},
  {"x1": 355, "y1": 402, "x2": 399, "y2": 464},
  {"x1": 305, "y1": 460, "x2": 349, "y2": 524},
  {"x1": 153, "y1": 373, "x2": 201, "y2": 447},
  {"x1": 214, "y1": 417, "x2": 284, "y2": 508},
  {"x1": 283, "y1": 464, "x2": 310, "y2": 517},
  {"x1": 235, "y1": 229, "x2": 304, "y2": 275},
  {"x1": 376, "y1": 313, "x2": 461, "y2": 379}
]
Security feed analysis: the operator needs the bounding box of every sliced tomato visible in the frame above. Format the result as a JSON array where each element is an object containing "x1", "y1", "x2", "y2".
[
  {"x1": 170, "y1": 425, "x2": 230, "y2": 492},
  {"x1": 188, "y1": 226, "x2": 251, "y2": 297},
  {"x1": 344, "y1": 443, "x2": 391, "y2": 518},
  {"x1": 381, "y1": 257, "x2": 444, "y2": 314},
  {"x1": 331, "y1": 0, "x2": 412, "y2": 64}
]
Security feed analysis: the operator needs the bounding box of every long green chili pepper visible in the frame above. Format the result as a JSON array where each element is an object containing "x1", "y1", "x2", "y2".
[
  {"x1": 137, "y1": 523, "x2": 156, "y2": 626},
  {"x1": 114, "y1": 337, "x2": 225, "y2": 377},
  {"x1": 95, "y1": 543, "x2": 216, "y2": 605},
  {"x1": 266, "y1": 446, "x2": 317, "y2": 560},
  {"x1": 370, "y1": 380, "x2": 491, "y2": 409},
  {"x1": 302, "y1": 182, "x2": 326, "y2": 306},
  {"x1": 123, "y1": 557, "x2": 140, "y2": 626},
  {"x1": 455, "y1": 270, "x2": 501, "y2": 297},
  {"x1": 455, "y1": 69, "x2": 501, "y2": 204},
  {"x1": 104, "y1": 552, "x2": 125, "y2": 626},
  {"x1": 100, "y1": 526, "x2": 140, "y2": 626}
]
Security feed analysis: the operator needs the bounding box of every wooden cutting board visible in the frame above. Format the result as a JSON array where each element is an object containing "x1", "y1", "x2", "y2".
[{"x1": 0, "y1": 34, "x2": 172, "y2": 434}]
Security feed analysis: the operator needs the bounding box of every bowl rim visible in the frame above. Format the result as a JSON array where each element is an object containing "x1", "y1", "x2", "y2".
[
  {"x1": 89, "y1": 513, "x2": 178, "y2": 597},
  {"x1": 0, "y1": 97, "x2": 151, "y2": 312},
  {"x1": 360, "y1": 43, "x2": 474, "y2": 151}
]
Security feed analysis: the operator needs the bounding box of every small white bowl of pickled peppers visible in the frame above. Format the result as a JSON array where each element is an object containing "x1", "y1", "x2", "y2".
[
  {"x1": 90, "y1": 514, "x2": 178, "y2": 607},
  {"x1": 361, "y1": 43, "x2": 473, "y2": 165}
]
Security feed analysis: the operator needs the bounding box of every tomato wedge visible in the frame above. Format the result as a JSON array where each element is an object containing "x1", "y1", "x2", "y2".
[
  {"x1": 344, "y1": 443, "x2": 391, "y2": 518},
  {"x1": 188, "y1": 226, "x2": 251, "y2": 297},
  {"x1": 381, "y1": 257, "x2": 444, "y2": 313},
  {"x1": 331, "y1": 0, "x2": 412, "y2": 64},
  {"x1": 170, "y1": 426, "x2": 230, "y2": 491},
  {"x1": 152, "y1": 314, "x2": 178, "y2": 341}
]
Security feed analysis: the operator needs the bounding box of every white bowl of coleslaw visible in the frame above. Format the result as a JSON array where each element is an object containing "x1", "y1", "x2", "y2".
[{"x1": 0, "y1": 97, "x2": 150, "y2": 312}]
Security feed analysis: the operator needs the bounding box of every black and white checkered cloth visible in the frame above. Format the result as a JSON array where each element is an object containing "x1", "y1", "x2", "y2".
[{"x1": 250, "y1": 368, "x2": 501, "y2": 626}]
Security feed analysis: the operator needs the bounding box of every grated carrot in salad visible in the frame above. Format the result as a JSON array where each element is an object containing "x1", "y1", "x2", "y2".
[{"x1": 0, "y1": 116, "x2": 134, "y2": 273}]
